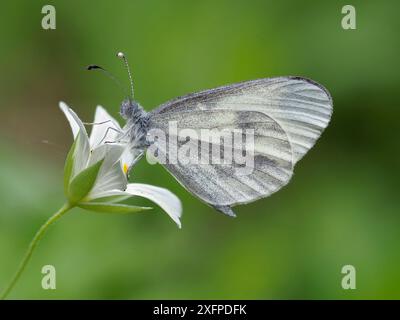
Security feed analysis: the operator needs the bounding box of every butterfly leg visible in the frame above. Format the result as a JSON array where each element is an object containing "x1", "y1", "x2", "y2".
[
  {"x1": 99, "y1": 127, "x2": 124, "y2": 145},
  {"x1": 83, "y1": 120, "x2": 112, "y2": 126},
  {"x1": 104, "y1": 134, "x2": 129, "y2": 145}
]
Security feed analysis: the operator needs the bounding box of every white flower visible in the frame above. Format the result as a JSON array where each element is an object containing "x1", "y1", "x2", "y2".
[{"x1": 59, "y1": 102, "x2": 182, "y2": 228}]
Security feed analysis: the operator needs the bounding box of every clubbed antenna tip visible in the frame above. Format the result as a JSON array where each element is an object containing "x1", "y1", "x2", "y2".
[{"x1": 117, "y1": 51, "x2": 134, "y2": 100}]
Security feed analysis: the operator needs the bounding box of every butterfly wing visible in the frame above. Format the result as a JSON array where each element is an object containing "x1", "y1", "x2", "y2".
[{"x1": 147, "y1": 77, "x2": 332, "y2": 215}]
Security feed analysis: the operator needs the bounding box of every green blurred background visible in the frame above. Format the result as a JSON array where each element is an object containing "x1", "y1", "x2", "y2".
[{"x1": 0, "y1": 0, "x2": 399, "y2": 299}]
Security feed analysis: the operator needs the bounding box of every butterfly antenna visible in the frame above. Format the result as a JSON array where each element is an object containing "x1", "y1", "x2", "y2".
[
  {"x1": 117, "y1": 52, "x2": 135, "y2": 100},
  {"x1": 86, "y1": 64, "x2": 129, "y2": 97}
]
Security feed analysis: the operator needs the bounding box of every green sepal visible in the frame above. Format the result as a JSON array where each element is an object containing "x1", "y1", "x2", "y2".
[
  {"x1": 63, "y1": 134, "x2": 79, "y2": 196},
  {"x1": 67, "y1": 159, "x2": 104, "y2": 204},
  {"x1": 78, "y1": 202, "x2": 152, "y2": 214},
  {"x1": 90, "y1": 195, "x2": 131, "y2": 203}
]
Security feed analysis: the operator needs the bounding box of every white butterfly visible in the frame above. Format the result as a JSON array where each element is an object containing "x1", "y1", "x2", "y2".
[{"x1": 105, "y1": 53, "x2": 332, "y2": 217}]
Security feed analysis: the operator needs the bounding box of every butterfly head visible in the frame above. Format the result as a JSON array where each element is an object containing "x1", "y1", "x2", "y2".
[{"x1": 120, "y1": 99, "x2": 141, "y2": 120}]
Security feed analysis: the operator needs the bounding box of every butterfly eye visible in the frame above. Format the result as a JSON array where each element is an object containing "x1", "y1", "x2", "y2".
[{"x1": 120, "y1": 100, "x2": 133, "y2": 118}]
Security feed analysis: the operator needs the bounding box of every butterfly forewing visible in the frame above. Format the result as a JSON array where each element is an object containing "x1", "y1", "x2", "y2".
[{"x1": 147, "y1": 77, "x2": 332, "y2": 215}]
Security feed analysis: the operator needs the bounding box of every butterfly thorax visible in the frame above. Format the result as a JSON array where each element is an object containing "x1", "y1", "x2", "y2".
[{"x1": 120, "y1": 99, "x2": 149, "y2": 150}]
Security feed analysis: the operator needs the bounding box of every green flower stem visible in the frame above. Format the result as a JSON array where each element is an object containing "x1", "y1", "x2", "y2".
[{"x1": 0, "y1": 203, "x2": 73, "y2": 300}]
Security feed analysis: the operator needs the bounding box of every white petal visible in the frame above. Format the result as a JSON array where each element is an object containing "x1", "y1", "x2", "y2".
[
  {"x1": 88, "y1": 162, "x2": 127, "y2": 198},
  {"x1": 89, "y1": 106, "x2": 122, "y2": 148},
  {"x1": 125, "y1": 184, "x2": 182, "y2": 228},
  {"x1": 87, "y1": 143, "x2": 126, "y2": 195},
  {"x1": 88, "y1": 185, "x2": 183, "y2": 228},
  {"x1": 72, "y1": 131, "x2": 91, "y2": 178},
  {"x1": 59, "y1": 102, "x2": 90, "y2": 177},
  {"x1": 88, "y1": 189, "x2": 127, "y2": 200},
  {"x1": 88, "y1": 143, "x2": 125, "y2": 170},
  {"x1": 120, "y1": 147, "x2": 134, "y2": 175},
  {"x1": 59, "y1": 102, "x2": 88, "y2": 139}
]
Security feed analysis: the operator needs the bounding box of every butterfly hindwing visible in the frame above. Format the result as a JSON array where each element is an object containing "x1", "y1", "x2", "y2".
[{"x1": 146, "y1": 77, "x2": 332, "y2": 215}]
